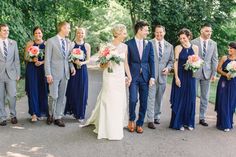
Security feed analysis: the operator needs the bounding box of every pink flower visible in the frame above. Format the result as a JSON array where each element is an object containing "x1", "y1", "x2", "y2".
[
  {"x1": 72, "y1": 48, "x2": 82, "y2": 55},
  {"x1": 188, "y1": 55, "x2": 199, "y2": 63},
  {"x1": 28, "y1": 46, "x2": 39, "y2": 56},
  {"x1": 101, "y1": 47, "x2": 110, "y2": 57}
]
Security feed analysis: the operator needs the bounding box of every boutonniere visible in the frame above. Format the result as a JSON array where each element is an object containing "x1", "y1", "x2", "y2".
[
  {"x1": 9, "y1": 40, "x2": 13, "y2": 45},
  {"x1": 144, "y1": 40, "x2": 148, "y2": 48}
]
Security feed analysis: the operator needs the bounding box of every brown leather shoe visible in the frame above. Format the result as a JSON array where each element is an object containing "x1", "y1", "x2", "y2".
[
  {"x1": 128, "y1": 121, "x2": 135, "y2": 132},
  {"x1": 54, "y1": 119, "x2": 65, "y2": 127},
  {"x1": 148, "y1": 122, "x2": 156, "y2": 129},
  {"x1": 11, "y1": 117, "x2": 18, "y2": 124},
  {"x1": 136, "y1": 126, "x2": 143, "y2": 133},
  {"x1": 47, "y1": 115, "x2": 53, "y2": 125}
]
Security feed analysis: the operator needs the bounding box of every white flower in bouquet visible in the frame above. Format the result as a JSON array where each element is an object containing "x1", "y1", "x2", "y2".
[{"x1": 226, "y1": 60, "x2": 236, "y2": 78}]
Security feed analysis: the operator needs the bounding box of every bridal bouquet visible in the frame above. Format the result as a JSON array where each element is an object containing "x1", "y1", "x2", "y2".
[
  {"x1": 226, "y1": 60, "x2": 236, "y2": 78},
  {"x1": 27, "y1": 45, "x2": 44, "y2": 62},
  {"x1": 68, "y1": 48, "x2": 85, "y2": 69},
  {"x1": 184, "y1": 54, "x2": 204, "y2": 73},
  {"x1": 96, "y1": 43, "x2": 123, "y2": 73}
]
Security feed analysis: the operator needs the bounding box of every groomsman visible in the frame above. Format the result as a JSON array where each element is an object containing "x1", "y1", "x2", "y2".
[
  {"x1": 192, "y1": 23, "x2": 218, "y2": 126},
  {"x1": 0, "y1": 24, "x2": 21, "y2": 126},
  {"x1": 147, "y1": 25, "x2": 174, "y2": 129},
  {"x1": 45, "y1": 21, "x2": 76, "y2": 127},
  {"x1": 126, "y1": 21, "x2": 155, "y2": 133}
]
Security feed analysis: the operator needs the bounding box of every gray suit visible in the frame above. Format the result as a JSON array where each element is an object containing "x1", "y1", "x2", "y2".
[
  {"x1": 44, "y1": 36, "x2": 72, "y2": 120},
  {"x1": 0, "y1": 39, "x2": 20, "y2": 122},
  {"x1": 147, "y1": 39, "x2": 174, "y2": 122},
  {"x1": 191, "y1": 37, "x2": 218, "y2": 120}
]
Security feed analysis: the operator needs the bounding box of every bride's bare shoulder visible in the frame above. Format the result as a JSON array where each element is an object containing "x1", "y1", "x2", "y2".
[{"x1": 120, "y1": 43, "x2": 128, "y2": 49}]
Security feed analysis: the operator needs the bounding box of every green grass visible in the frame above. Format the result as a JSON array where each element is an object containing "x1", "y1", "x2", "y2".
[
  {"x1": 17, "y1": 79, "x2": 26, "y2": 100},
  {"x1": 167, "y1": 74, "x2": 217, "y2": 104}
]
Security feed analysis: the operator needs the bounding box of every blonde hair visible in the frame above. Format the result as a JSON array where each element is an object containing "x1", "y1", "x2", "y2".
[
  {"x1": 75, "y1": 27, "x2": 86, "y2": 40},
  {"x1": 112, "y1": 24, "x2": 126, "y2": 38},
  {"x1": 57, "y1": 21, "x2": 70, "y2": 32}
]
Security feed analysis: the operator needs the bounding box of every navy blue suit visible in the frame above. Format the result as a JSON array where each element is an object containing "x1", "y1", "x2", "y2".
[{"x1": 126, "y1": 38, "x2": 155, "y2": 126}]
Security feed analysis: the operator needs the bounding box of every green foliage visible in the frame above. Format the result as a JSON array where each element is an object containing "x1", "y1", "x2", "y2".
[
  {"x1": 1, "y1": 0, "x2": 236, "y2": 79},
  {"x1": 118, "y1": 0, "x2": 236, "y2": 57}
]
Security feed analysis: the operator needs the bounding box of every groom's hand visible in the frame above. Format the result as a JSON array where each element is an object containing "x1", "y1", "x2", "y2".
[{"x1": 149, "y1": 78, "x2": 155, "y2": 87}]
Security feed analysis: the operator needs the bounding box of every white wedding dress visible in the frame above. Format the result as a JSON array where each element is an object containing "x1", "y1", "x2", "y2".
[{"x1": 83, "y1": 43, "x2": 128, "y2": 140}]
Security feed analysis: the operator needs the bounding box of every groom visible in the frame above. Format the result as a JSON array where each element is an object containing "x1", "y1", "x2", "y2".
[{"x1": 126, "y1": 20, "x2": 155, "y2": 133}]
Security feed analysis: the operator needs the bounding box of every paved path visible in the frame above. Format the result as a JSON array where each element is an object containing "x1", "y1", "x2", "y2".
[{"x1": 0, "y1": 57, "x2": 236, "y2": 157}]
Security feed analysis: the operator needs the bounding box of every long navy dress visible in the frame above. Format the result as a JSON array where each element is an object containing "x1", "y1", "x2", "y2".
[
  {"x1": 215, "y1": 57, "x2": 236, "y2": 130},
  {"x1": 25, "y1": 42, "x2": 48, "y2": 117},
  {"x1": 170, "y1": 45, "x2": 196, "y2": 129},
  {"x1": 65, "y1": 42, "x2": 88, "y2": 120}
]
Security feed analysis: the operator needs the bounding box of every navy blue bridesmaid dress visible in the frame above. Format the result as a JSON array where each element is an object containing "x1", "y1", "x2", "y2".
[
  {"x1": 25, "y1": 41, "x2": 48, "y2": 117},
  {"x1": 215, "y1": 57, "x2": 236, "y2": 130},
  {"x1": 170, "y1": 45, "x2": 196, "y2": 129},
  {"x1": 65, "y1": 42, "x2": 88, "y2": 120}
]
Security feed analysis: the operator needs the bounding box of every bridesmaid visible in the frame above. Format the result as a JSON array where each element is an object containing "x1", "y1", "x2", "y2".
[
  {"x1": 169, "y1": 28, "x2": 199, "y2": 131},
  {"x1": 215, "y1": 41, "x2": 236, "y2": 132},
  {"x1": 65, "y1": 27, "x2": 91, "y2": 122},
  {"x1": 25, "y1": 26, "x2": 48, "y2": 122}
]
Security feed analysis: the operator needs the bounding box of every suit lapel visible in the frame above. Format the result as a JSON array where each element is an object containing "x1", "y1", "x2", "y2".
[
  {"x1": 0, "y1": 48, "x2": 4, "y2": 60},
  {"x1": 196, "y1": 38, "x2": 203, "y2": 58},
  {"x1": 55, "y1": 36, "x2": 65, "y2": 57},
  {"x1": 152, "y1": 39, "x2": 159, "y2": 62},
  {"x1": 163, "y1": 40, "x2": 169, "y2": 60},
  {"x1": 208, "y1": 40, "x2": 212, "y2": 52},
  {"x1": 6, "y1": 39, "x2": 13, "y2": 60},
  {"x1": 141, "y1": 40, "x2": 148, "y2": 61},
  {"x1": 132, "y1": 38, "x2": 141, "y2": 61}
]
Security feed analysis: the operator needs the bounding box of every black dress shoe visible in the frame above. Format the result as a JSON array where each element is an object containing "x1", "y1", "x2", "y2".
[
  {"x1": 154, "y1": 119, "x2": 160, "y2": 124},
  {"x1": 54, "y1": 119, "x2": 65, "y2": 127},
  {"x1": 0, "y1": 120, "x2": 7, "y2": 126},
  {"x1": 47, "y1": 115, "x2": 53, "y2": 125},
  {"x1": 11, "y1": 117, "x2": 18, "y2": 124},
  {"x1": 148, "y1": 122, "x2": 156, "y2": 129},
  {"x1": 199, "y1": 119, "x2": 208, "y2": 126}
]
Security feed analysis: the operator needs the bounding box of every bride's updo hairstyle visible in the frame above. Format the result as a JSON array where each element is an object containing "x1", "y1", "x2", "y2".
[{"x1": 112, "y1": 24, "x2": 126, "y2": 38}]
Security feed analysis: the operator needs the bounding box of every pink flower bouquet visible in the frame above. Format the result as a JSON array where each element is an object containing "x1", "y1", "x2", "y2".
[{"x1": 184, "y1": 54, "x2": 204, "y2": 72}]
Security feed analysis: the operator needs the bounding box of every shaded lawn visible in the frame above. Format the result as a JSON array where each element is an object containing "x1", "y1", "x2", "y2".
[{"x1": 167, "y1": 74, "x2": 217, "y2": 104}]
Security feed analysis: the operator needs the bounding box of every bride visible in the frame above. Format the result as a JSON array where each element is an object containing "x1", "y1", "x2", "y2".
[{"x1": 82, "y1": 24, "x2": 132, "y2": 140}]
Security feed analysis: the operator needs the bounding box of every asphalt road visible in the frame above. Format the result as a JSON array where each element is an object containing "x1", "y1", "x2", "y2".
[{"x1": 0, "y1": 65, "x2": 236, "y2": 157}]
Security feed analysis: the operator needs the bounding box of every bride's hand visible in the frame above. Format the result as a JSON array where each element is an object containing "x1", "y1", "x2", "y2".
[{"x1": 125, "y1": 77, "x2": 132, "y2": 87}]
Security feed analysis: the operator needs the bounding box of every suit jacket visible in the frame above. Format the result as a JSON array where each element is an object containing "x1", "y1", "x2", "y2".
[
  {"x1": 126, "y1": 38, "x2": 155, "y2": 82},
  {"x1": 151, "y1": 39, "x2": 174, "y2": 84},
  {"x1": 0, "y1": 39, "x2": 20, "y2": 80},
  {"x1": 44, "y1": 36, "x2": 72, "y2": 80},
  {"x1": 191, "y1": 37, "x2": 218, "y2": 80}
]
